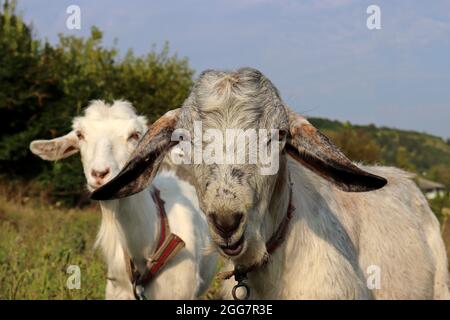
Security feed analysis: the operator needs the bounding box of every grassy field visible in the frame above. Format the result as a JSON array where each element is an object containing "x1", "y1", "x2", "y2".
[
  {"x1": 0, "y1": 194, "x2": 449, "y2": 299},
  {"x1": 0, "y1": 194, "x2": 224, "y2": 300},
  {"x1": 0, "y1": 196, "x2": 105, "y2": 299}
]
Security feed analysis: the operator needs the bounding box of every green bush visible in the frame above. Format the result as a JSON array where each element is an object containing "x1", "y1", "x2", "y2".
[{"x1": 0, "y1": 1, "x2": 194, "y2": 205}]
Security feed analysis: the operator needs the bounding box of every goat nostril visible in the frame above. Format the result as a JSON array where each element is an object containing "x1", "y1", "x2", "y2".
[
  {"x1": 233, "y1": 212, "x2": 243, "y2": 226},
  {"x1": 209, "y1": 212, "x2": 243, "y2": 238},
  {"x1": 99, "y1": 168, "x2": 110, "y2": 179},
  {"x1": 91, "y1": 168, "x2": 110, "y2": 179},
  {"x1": 208, "y1": 212, "x2": 218, "y2": 226}
]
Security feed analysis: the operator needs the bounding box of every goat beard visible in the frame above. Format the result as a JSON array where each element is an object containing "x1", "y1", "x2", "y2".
[{"x1": 231, "y1": 235, "x2": 268, "y2": 267}]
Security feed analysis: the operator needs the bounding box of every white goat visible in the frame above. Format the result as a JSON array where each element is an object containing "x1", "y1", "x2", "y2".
[
  {"x1": 30, "y1": 100, "x2": 217, "y2": 299},
  {"x1": 91, "y1": 68, "x2": 449, "y2": 299}
]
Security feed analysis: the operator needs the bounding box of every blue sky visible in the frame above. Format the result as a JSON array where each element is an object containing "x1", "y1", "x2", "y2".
[{"x1": 16, "y1": 0, "x2": 450, "y2": 138}]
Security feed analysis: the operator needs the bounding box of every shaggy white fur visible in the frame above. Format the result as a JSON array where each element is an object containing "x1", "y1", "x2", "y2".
[
  {"x1": 220, "y1": 160, "x2": 450, "y2": 299},
  {"x1": 175, "y1": 68, "x2": 450, "y2": 299},
  {"x1": 30, "y1": 100, "x2": 217, "y2": 299}
]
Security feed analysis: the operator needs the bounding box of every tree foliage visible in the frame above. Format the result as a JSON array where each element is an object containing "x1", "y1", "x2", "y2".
[
  {"x1": 0, "y1": 1, "x2": 193, "y2": 205},
  {"x1": 310, "y1": 117, "x2": 450, "y2": 189},
  {"x1": 1, "y1": 1, "x2": 449, "y2": 206},
  {"x1": 324, "y1": 123, "x2": 381, "y2": 164}
]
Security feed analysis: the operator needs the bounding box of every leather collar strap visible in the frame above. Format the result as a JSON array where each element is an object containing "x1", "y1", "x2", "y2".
[
  {"x1": 128, "y1": 188, "x2": 185, "y2": 299},
  {"x1": 266, "y1": 188, "x2": 295, "y2": 254}
]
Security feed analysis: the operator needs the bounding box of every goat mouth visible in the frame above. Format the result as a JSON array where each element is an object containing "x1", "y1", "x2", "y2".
[
  {"x1": 88, "y1": 183, "x2": 103, "y2": 191},
  {"x1": 88, "y1": 184, "x2": 98, "y2": 191},
  {"x1": 219, "y1": 236, "x2": 245, "y2": 256}
]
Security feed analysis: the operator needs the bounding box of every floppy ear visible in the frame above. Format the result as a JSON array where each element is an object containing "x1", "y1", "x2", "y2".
[
  {"x1": 30, "y1": 132, "x2": 79, "y2": 161},
  {"x1": 285, "y1": 109, "x2": 387, "y2": 192},
  {"x1": 91, "y1": 109, "x2": 181, "y2": 200}
]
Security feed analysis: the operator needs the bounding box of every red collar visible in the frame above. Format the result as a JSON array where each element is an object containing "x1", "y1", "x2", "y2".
[
  {"x1": 266, "y1": 186, "x2": 295, "y2": 254},
  {"x1": 129, "y1": 188, "x2": 185, "y2": 299}
]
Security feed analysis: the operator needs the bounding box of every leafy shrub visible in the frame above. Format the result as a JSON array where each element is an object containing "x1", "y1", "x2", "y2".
[{"x1": 0, "y1": 1, "x2": 193, "y2": 205}]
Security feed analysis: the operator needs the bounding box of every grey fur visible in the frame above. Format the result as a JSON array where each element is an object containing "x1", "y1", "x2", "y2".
[{"x1": 177, "y1": 68, "x2": 449, "y2": 299}]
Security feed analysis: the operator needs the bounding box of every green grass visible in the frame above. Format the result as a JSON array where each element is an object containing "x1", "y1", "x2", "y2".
[
  {"x1": 0, "y1": 195, "x2": 224, "y2": 300},
  {"x1": 0, "y1": 194, "x2": 447, "y2": 299},
  {"x1": 0, "y1": 197, "x2": 105, "y2": 299}
]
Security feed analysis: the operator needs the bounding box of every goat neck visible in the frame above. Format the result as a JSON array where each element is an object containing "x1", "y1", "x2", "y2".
[
  {"x1": 265, "y1": 156, "x2": 291, "y2": 243},
  {"x1": 98, "y1": 188, "x2": 159, "y2": 274}
]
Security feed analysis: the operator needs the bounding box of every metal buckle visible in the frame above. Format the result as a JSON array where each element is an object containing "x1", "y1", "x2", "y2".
[
  {"x1": 133, "y1": 282, "x2": 147, "y2": 300},
  {"x1": 232, "y1": 281, "x2": 250, "y2": 300},
  {"x1": 231, "y1": 265, "x2": 250, "y2": 300}
]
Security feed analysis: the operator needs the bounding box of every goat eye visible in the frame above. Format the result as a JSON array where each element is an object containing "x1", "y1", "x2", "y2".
[
  {"x1": 267, "y1": 130, "x2": 287, "y2": 145},
  {"x1": 128, "y1": 132, "x2": 141, "y2": 141},
  {"x1": 278, "y1": 130, "x2": 287, "y2": 141},
  {"x1": 76, "y1": 131, "x2": 84, "y2": 140}
]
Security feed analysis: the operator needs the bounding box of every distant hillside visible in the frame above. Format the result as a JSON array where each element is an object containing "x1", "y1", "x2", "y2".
[{"x1": 309, "y1": 118, "x2": 450, "y2": 189}]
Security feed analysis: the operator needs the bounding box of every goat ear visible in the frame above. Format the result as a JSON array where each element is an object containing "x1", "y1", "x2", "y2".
[
  {"x1": 30, "y1": 132, "x2": 79, "y2": 161},
  {"x1": 91, "y1": 109, "x2": 181, "y2": 200},
  {"x1": 286, "y1": 109, "x2": 387, "y2": 192}
]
